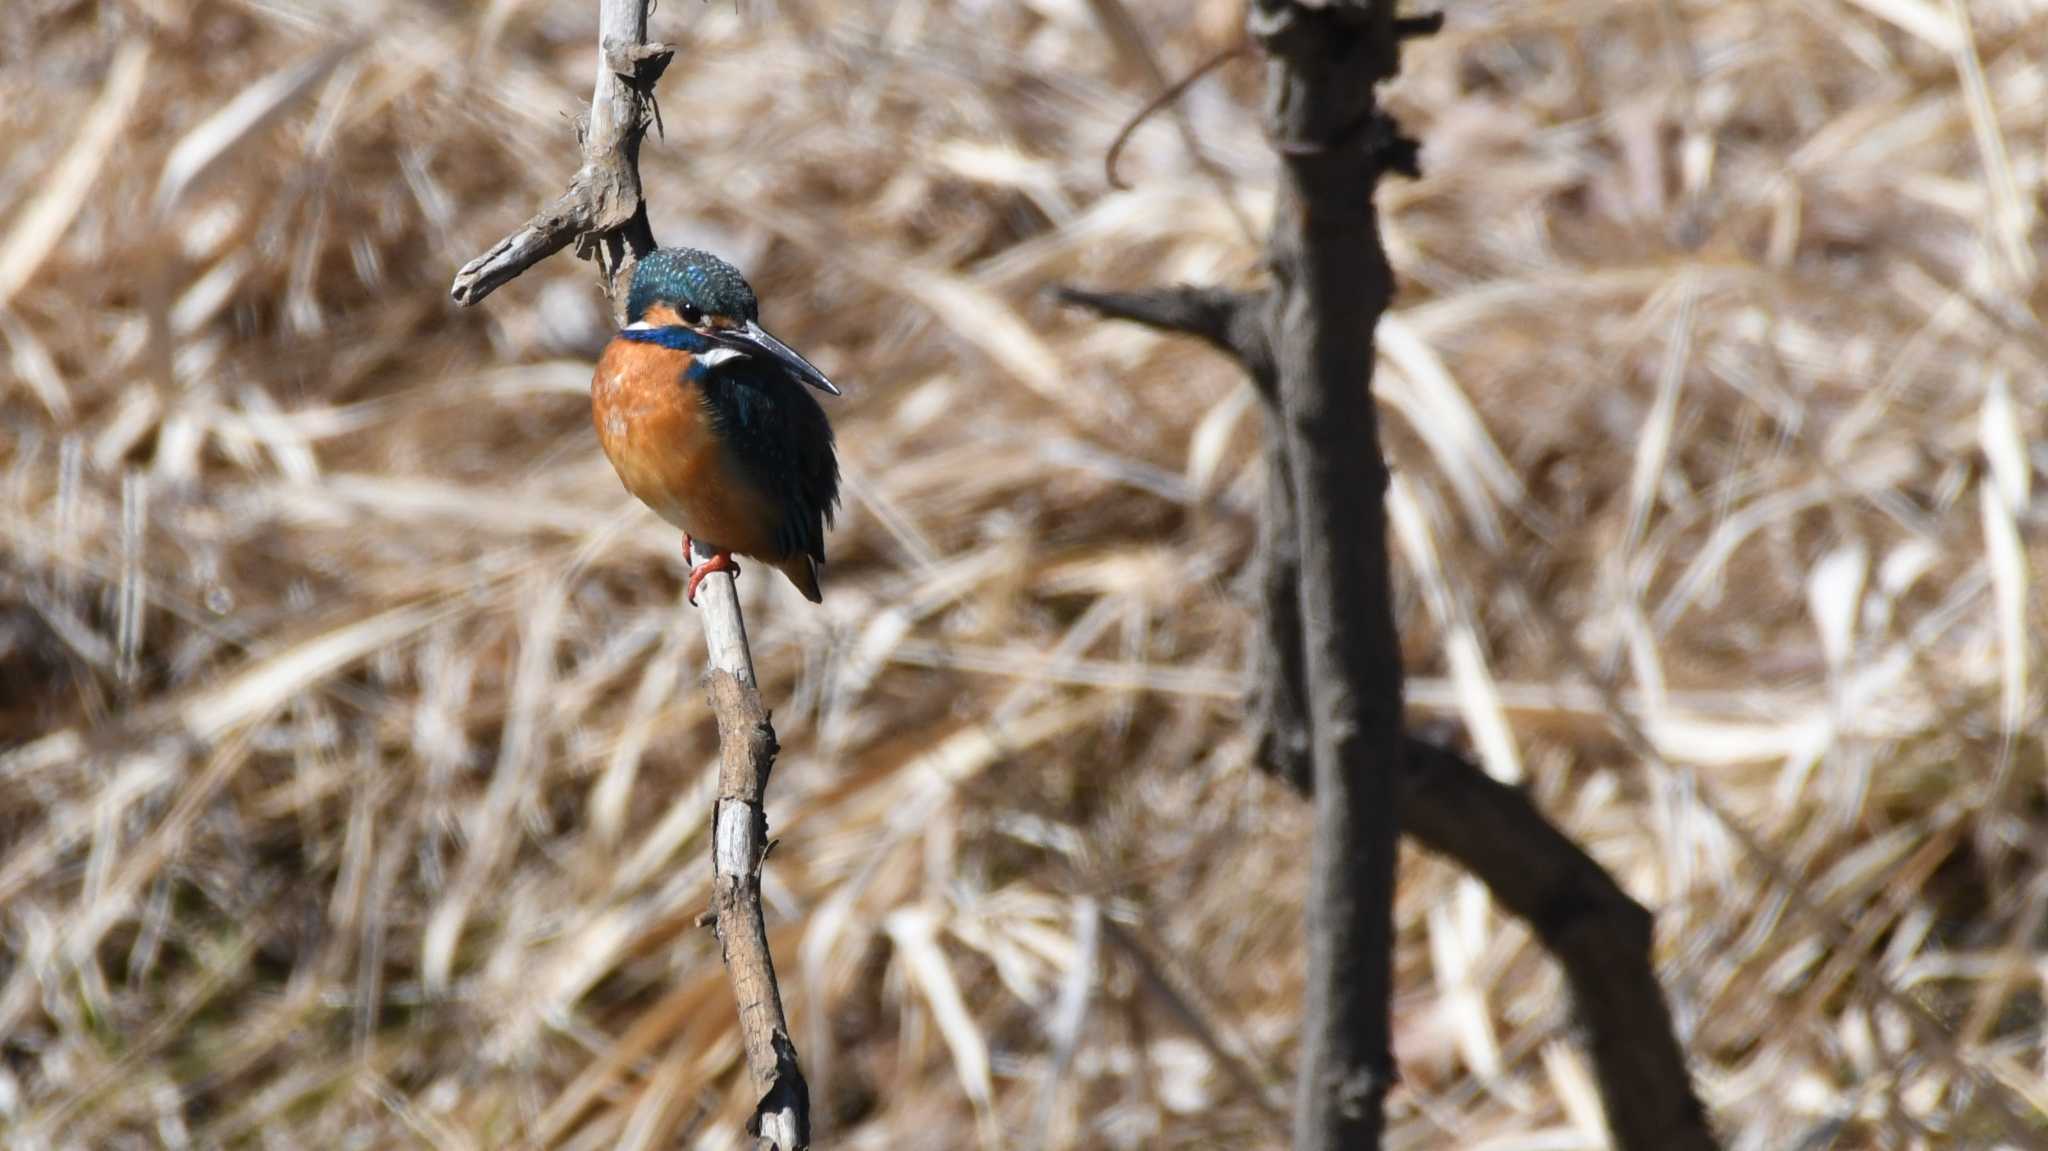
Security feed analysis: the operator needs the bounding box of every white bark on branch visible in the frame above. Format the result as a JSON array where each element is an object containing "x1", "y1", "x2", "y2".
[
  {"x1": 693, "y1": 539, "x2": 811, "y2": 1149},
  {"x1": 449, "y1": 0, "x2": 671, "y2": 318}
]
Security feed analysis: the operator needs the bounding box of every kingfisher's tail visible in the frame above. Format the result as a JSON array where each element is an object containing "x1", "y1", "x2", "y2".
[{"x1": 777, "y1": 554, "x2": 823, "y2": 603}]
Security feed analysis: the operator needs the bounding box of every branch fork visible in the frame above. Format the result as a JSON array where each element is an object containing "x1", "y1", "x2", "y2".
[
  {"x1": 448, "y1": 12, "x2": 674, "y2": 312},
  {"x1": 1057, "y1": 4, "x2": 1716, "y2": 1147},
  {"x1": 451, "y1": 3, "x2": 810, "y2": 1147}
]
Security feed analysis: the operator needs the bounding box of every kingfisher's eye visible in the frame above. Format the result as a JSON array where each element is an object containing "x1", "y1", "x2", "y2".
[{"x1": 678, "y1": 303, "x2": 704, "y2": 324}]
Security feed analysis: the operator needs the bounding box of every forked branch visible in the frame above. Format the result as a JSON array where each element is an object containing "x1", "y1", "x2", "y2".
[
  {"x1": 1055, "y1": 3, "x2": 1717, "y2": 1138},
  {"x1": 450, "y1": 0, "x2": 672, "y2": 316},
  {"x1": 450, "y1": 1, "x2": 810, "y2": 1146},
  {"x1": 1055, "y1": 284, "x2": 1718, "y2": 1151}
]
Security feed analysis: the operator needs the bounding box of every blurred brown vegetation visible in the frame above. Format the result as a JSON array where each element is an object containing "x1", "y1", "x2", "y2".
[{"x1": 2, "y1": 0, "x2": 2046, "y2": 1148}]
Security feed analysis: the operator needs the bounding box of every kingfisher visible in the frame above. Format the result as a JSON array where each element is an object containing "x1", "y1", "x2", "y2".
[{"x1": 592, "y1": 247, "x2": 842, "y2": 604}]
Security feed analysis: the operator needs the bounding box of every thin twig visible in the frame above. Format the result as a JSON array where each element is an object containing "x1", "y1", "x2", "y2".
[
  {"x1": 1399, "y1": 733, "x2": 1716, "y2": 1150},
  {"x1": 1084, "y1": 0, "x2": 1258, "y2": 243},
  {"x1": 1099, "y1": 42, "x2": 1248, "y2": 193},
  {"x1": 1050, "y1": 284, "x2": 1266, "y2": 368},
  {"x1": 1058, "y1": 273, "x2": 1723, "y2": 1149}
]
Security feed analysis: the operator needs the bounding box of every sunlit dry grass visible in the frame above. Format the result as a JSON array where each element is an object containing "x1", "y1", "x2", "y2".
[{"x1": 2, "y1": 0, "x2": 2044, "y2": 1148}]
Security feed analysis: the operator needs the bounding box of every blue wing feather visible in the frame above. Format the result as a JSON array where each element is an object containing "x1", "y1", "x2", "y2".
[{"x1": 697, "y1": 358, "x2": 839, "y2": 564}]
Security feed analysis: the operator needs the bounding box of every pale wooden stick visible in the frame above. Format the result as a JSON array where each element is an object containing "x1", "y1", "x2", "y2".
[{"x1": 693, "y1": 540, "x2": 810, "y2": 1149}]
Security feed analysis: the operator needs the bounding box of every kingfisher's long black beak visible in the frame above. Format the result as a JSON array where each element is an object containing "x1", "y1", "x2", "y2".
[{"x1": 711, "y1": 320, "x2": 842, "y2": 396}]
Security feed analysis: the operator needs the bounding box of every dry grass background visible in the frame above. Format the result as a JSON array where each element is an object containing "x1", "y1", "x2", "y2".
[{"x1": 1, "y1": 0, "x2": 2045, "y2": 1147}]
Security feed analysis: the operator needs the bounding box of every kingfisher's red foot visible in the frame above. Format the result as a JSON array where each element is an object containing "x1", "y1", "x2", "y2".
[{"x1": 684, "y1": 538, "x2": 741, "y2": 606}]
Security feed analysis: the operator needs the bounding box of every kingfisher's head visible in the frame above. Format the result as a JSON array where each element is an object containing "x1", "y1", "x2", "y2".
[{"x1": 622, "y1": 247, "x2": 840, "y2": 396}]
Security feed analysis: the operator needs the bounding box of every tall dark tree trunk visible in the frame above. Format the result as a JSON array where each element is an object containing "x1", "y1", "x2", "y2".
[
  {"x1": 1252, "y1": 3, "x2": 1407, "y2": 1145},
  {"x1": 1058, "y1": 4, "x2": 1719, "y2": 1149}
]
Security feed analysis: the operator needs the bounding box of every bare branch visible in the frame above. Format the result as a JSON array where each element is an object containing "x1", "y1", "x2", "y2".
[
  {"x1": 450, "y1": 3, "x2": 808, "y2": 1146},
  {"x1": 1058, "y1": 2, "x2": 1716, "y2": 1142},
  {"x1": 448, "y1": 189, "x2": 589, "y2": 306},
  {"x1": 1083, "y1": 0, "x2": 1258, "y2": 242},
  {"x1": 1064, "y1": 283, "x2": 1719, "y2": 1149},
  {"x1": 1398, "y1": 735, "x2": 1717, "y2": 1151},
  {"x1": 1051, "y1": 285, "x2": 1269, "y2": 370},
  {"x1": 1247, "y1": 427, "x2": 1312, "y2": 790},
  {"x1": 1092, "y1": 37, "x2": 1248, "y2": 196},
  {"x1": 449, "y1": 0, "x2": 671, "y2": 313}
]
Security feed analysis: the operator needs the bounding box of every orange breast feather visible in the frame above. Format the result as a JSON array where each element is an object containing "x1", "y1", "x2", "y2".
[{"x1": 592, "y1": 339, "x2": 783, "y2": 557}]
